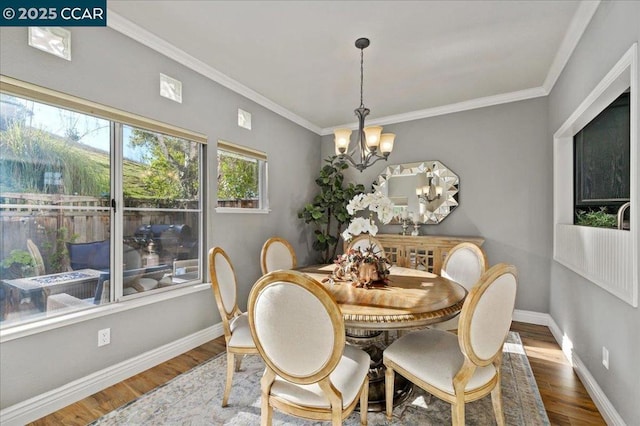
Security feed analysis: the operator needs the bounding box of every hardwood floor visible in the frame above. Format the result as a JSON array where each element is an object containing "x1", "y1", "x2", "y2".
[{"x1": 29, "y1": 321, "x2": 604, "y2": 425}]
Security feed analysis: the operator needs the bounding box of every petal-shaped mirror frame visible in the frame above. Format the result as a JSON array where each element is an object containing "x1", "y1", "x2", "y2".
[{"x1": 373, "y1": 161, "x2": 459, "y2": 224}]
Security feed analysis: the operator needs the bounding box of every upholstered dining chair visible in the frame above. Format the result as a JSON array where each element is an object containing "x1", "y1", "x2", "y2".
[
  {"x1": 346, "y1": 234, "x2": 386, "y2": 258},
  {"x1": 260, "y1": 237, "x2": 297, "y2": 274},
  {"x1": 248, "y1": 270, "x2": 370, "y2": 426},
  {"x1": 430, "y1": 242, "x2": 488, "y2": 331},
  {"x1": 208, "y1": 247, "x2": 259, "y2": 407},
  {"x1": 384, "y1": 263, "x2": 518, "y2": 425}
]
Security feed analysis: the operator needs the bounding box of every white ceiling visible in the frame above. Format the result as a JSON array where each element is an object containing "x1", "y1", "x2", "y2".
[{"x1": 107, "y1": 1, "x2": 599, "y2": 134}]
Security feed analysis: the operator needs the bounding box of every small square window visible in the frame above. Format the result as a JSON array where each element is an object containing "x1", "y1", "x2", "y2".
[
  {"x1": 160, "y1": 73, "x2": 183, "y2": 103},
  {"x1": 28, "y1": 27, "x2": 71, "y2": 61},
  {"x1": 238, "y1": 109, "x2": 252, "y2": 130}
]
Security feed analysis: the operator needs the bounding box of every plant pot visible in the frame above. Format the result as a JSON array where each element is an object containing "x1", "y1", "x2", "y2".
[{"x1": 357, "y1": 262, "x2": 380, "y2": 284}]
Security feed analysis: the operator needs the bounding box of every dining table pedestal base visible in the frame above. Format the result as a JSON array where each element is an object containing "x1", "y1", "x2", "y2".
[{"x1": 346, "y1": 328, "x2": 413, "y2": 412}]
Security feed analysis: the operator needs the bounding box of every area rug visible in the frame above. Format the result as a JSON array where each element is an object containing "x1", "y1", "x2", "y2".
[{"x1": 92, "y1": 332, "x2": 549, "y2": 425}]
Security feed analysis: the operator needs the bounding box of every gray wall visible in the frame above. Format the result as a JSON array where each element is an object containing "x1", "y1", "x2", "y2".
[
  {"x1": 322, "y1": 97, "x2": 552, "y2": 313},
  {"x1": 547, "y1": 1, "x2": 640, "y2": 423},
  {"x1": 0, "y1": 26, "x2": 320, "y2": 408}
]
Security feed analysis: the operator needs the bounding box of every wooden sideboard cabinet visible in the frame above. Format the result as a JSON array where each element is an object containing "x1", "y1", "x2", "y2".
[{"x1": 374, "y1": 234, "x2": 484, "y2": 275}]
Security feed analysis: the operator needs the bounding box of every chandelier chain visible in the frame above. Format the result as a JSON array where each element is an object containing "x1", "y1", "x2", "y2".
[{"x1": 360, "y1": 47, "x2": 364, "y2": 108}]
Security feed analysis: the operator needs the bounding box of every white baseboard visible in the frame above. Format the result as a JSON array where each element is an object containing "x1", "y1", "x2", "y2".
[
  {"x1": 545, "y1": 316, "x2": 624, "y2": 426},
  {"x1": 513, "y1": 309, "x2": 552, "y2": 325},
  {"x1": 0, "y1": 322, "x2": 224, "y2": 426},
  {"x1": 571, "y1": 353, "x2": 626, "y2": 426}
]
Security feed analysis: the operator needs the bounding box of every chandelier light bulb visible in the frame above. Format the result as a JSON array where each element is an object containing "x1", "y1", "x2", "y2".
[
  {"x1": 364, "y1": 126, "x2": 383, "y2": 151},
  {"x1": 334, "y1": 128, "x2": 352, "y2": 154},
  {"x1": 379, "y1": 133, "x2": 395, "y2": 155}
]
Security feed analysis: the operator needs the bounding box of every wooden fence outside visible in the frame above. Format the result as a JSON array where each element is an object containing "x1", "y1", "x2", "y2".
[{"x1": 0, "y1": 193, "x2": 197, "y2": 275}]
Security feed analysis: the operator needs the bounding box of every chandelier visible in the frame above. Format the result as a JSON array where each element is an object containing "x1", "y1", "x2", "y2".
[
  {"x1": 416, "y1": 172, "x2": 443, "y2": 203},
  {"x1": 333, "y1": 38, "x2": 395, "y2": 172}
]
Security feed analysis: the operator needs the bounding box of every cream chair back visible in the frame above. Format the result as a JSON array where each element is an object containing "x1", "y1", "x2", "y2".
[
  {"x1": 347, "y1": 235, "x2": 385, "y2": 258},
  {"x1": 384, "y1": 263, "x2": 517, "y2": 425},
  {"x1": 428, "y1": 242, "x2": 488, "y2": 332},
  {"x1": 249, "y1": 271, "x2": 345, "y2": 384},
  {"x1": 261, "y1": 237, "x2": 297, "y2": 274},
  {"x1": 211, "y1": 248, "x2": 238, "y2": 316},
  {"x1": 459, "y1": 263, "x2": 518, "y2": 365},
  {"x1": 249, "y1": 270, "x2": 370, "y2": 425},
  {"x1": 208, "y1": 246, "x2": 259, "y2": 408},
  {"x1": 441, "y1": 242, "x2": 488, "y2": 291}
]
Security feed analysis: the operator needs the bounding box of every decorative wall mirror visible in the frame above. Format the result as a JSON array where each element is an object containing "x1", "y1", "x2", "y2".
[{"x1": 373, "y1": 161, "x2": 459, "y2": 224}]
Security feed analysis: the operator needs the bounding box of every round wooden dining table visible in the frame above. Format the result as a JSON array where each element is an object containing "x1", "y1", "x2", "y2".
[
  {"x1": 298, "y1": 264, "x2": 468, "y2": 411},
  {"x1": 298, "y1": 264, "x2": 467, "y2": 330}
]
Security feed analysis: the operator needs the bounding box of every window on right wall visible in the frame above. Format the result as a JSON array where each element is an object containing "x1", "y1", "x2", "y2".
[
  {"x1": 574, "y1": 90, "x2": 630, "y2": 229},
  {"x1": 553, "y1": 43, "x2": 637, "y2": 307}
]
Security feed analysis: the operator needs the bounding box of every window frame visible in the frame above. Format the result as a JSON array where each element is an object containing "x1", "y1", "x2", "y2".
[
  {"x1": 0, "y1": 75, "x2": 208, "y2": 332},
  {"x1": 215, "y1": 139, "x2": 269, "y2": 214},
  {"x1": 553, "y1": 43, "x2": 638, "y2": 307}
]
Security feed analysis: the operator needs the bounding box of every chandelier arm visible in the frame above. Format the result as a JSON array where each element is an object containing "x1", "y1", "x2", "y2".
[
  {"x1": 337, "y1": 153, "x2": 361, "y2": 170},
  {"x1": 354, "y1": 106, "x2": 370, "y2": 165},
  {"x1": 361, "y1": 152, "x2": 390, "y2": 170}
]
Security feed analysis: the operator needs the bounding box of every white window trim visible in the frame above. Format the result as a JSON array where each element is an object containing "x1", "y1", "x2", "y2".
[
  {"x1": 215, "y1": 207, "x2": 270, "y2": 214},
  {"x1": 553, "y1": 43, "x2": 638, "y2": 307}
]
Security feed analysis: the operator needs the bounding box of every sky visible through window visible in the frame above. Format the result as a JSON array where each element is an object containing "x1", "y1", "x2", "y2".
[{"x1": 3, "y1": 95, "x2": 147, "y2": 162}]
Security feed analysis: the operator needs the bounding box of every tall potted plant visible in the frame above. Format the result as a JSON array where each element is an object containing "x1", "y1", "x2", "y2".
[{"x1": 298, "y1": 156, "x2": 365, "y2": 263}]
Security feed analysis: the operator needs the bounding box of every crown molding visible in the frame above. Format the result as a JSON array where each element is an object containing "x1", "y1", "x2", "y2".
[
  {"x1": 320, "y1": 86, "x2": 547, "y2": 135},
  {"x1": 542, "y1": 0, "x2": 601, "y2": 93},
  {"x1": 106, "y1": 10, "x2": 322, "y2": 135},
  {"x1": 107, "y1": 4, "x2": 596, "y2": 138}
]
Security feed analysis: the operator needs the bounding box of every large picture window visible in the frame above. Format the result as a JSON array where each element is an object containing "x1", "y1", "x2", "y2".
[{"x1": 0, "y1": 76, "x2": 205, "y2": 328}]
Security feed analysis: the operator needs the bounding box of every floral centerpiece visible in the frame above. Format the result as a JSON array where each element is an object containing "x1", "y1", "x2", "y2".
[{"x1": 333, "y1": 192, "x2": 394, "y2": 288}]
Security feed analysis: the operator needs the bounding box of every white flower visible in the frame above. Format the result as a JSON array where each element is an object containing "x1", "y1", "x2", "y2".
[
  {"x1": 347, "y1": 217, "x2": 369, "y2": 236},
  {"x1": 346, "y1": 193, "x2": 366, "y2": 215},
  {"x1": 343, "y1": 192, "x2": 394, "y2": 240}
]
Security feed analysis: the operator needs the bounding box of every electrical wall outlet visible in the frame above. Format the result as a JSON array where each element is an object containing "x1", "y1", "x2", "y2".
[
  {"x1": 98, "y1": 328, "x2": 111, "y2": 347},
  {"x1": 602, "y1": 346, "x2": 609, "y2": 369}
]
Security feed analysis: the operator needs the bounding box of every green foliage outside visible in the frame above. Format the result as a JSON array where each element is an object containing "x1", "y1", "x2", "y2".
[
  {"x1": 128, "y1": 129, "x2": 200, "y2": 202},
  {"x1": 575, "y1": 207, "x2": 618, "y2": 228},
  {"x1": 0, "y1": 249, "x2": 35, "y2": 279},
  {"x1": 0, "y1": 125, "x2": 200, "y2": 204},
  {"x1": 217, "y1": 151, "x2": 258, "y2": 201},
  {"x1": 298, "y1": 156, "x2": 365, "y2": 263},
  {"x1": 42, "y1": 227, "x2": 78, "y2": 273},
  {"x1": 0, "y1": 124, "x2": 109, "y2": 196}
]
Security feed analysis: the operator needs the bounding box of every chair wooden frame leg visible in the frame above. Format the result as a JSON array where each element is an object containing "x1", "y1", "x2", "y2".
[
  {"x1": 360, "y1": 375, "x2": 369, "y2": 425},
  {"x1": 260, "y1": 369, "x2": 275, "y2": 426},
  {"x1": 235, "y1": 353, "x2": 243, "y2": 372},
  {"x1": 452, "y1": 394, "x2": 466, "y2": 426},
  {"x1": 491, "y1": 370, "x2": 505, "y2": 425},
  {"x1": 222, "y1": 351, "x2": 235, "y2": 407},
  {"x1": 385, "y1": 366, "x2": 395, "y2": 420}
]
